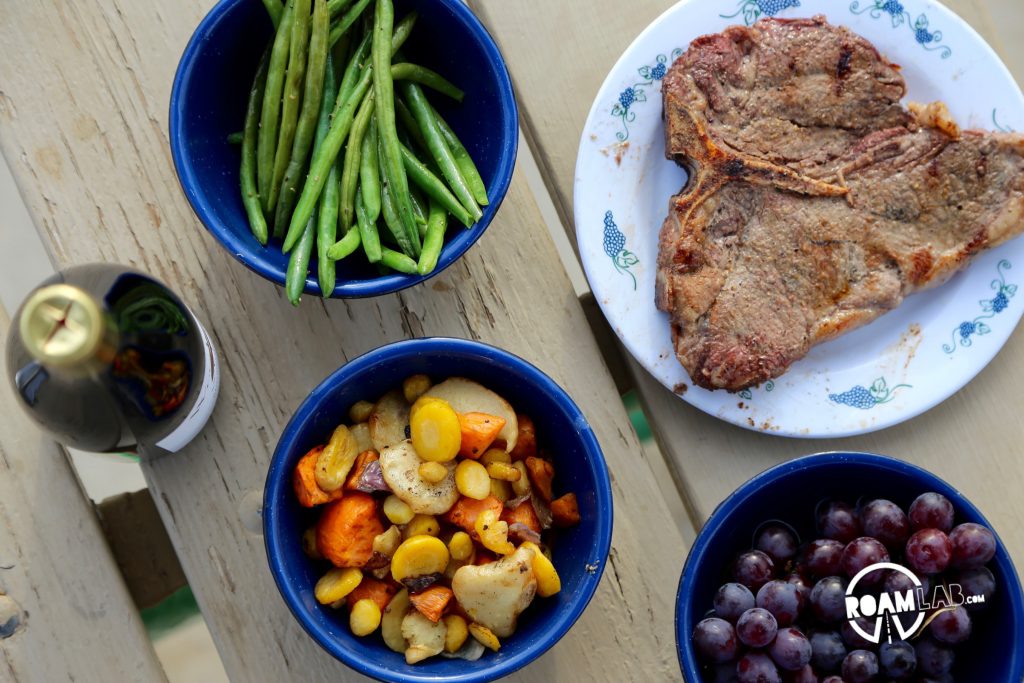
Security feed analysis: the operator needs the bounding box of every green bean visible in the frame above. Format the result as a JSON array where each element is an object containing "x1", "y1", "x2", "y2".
[
  {"x1": 390, "y1": 63, "x2": 464, "y2": 102},
  {"x1": 257, "y1": 1, "x2": 294, "y2": 212},
  {"x1": 283, "y1": 67, "x2": 374, "y2": 252},
  {"x1": 390, "y1": 12, "x2": 417, "y2": 56},
  {"x1": 378, "y1": 145, "x2": 416, "y2": 256},
  {"x1": 399, "y1": 142, "x2": 472, "y2": 227},
  {"x1": 286, "y1": 211, "x2": 317, "y2": 305},
  {"x1": 373, "y1": 0, "x2": 420, "y2": 257},
  {"x1": 432, "y1": 105, "x2": 488, "y2": 206},
  {"x1": 317, "y1": 175, "x2": 341, "y2": 294},
  {"x1": 241, "y1": 52, "x2": 271, "y2": 245},
  {"x1": 338, "y1": 32, "x2": 371, "y2": 108},
  {"x1": 328, "y1": 0, "x2": 372, "y2": 48},
  {"x1": 359, "y1": 116, "x2": 381, "y2": 221},
  {"x1": 380, "y1": 247, "x2": 419, "y2": 274},
  {"x1": 326, "y1": 0, "x2": 354, "y2": 17},
  {"x1": 326, "y1": 225, "x2": 361, "y2": 260},
  {"x1": 268, "y1": 0, "x2": 311, "y2": 221},
  {"x1": 417, "y1": 199, "x2": 447, "y2": 275},
  {"x1": 339, "y1": 93, "x2": 375, "y2": 235},
  {"x1": 262, "y1": 0, "x2": 283, "y2": 28},
  {"x1": 354, "y1": 187, "x2": 382, "y2": 263},
  {"x1": 273, "y1": 0, "x2": 330, "y2": 233},
  {"x1": 409, "y1": 185, "x2": 429, "y2": 232},
  {"x1": 395, "y1": 97, "x2": 428, "y2": 153},
  {"x1": 227, "y1": 131, "x2": 244, "y2": 145},
  {"x1": 401, "y1": 81, "x2": 482, "y2": 222}
]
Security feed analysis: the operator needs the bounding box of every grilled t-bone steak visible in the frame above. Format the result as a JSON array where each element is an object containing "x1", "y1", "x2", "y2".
[{"x1": 656, "y1": 16, "x2": 1024, "y2": 391}]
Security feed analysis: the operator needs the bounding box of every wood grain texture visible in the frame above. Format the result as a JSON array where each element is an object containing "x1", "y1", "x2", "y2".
[
  {"x1": 475, "y1": 0, "x2": 1024, "y2": 574},
  {"x1": 0, "y1": 1, "x2": 692, "y2": 681},
  {"x1": 0, "y1": 308, "x2": 167, "y2": 683}
]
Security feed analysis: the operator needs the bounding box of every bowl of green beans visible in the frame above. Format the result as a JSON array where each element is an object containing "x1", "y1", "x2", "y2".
[{"x1": 170, "y1": 0, "x2": 518, "y2": 301}]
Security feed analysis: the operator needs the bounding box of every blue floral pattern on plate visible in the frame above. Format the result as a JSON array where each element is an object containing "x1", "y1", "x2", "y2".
[
  {"x1": 603, "y1": 211, "x2": 639, "y2": 289},
  {"x1": 943, "y1": 260, "x2": 1016, "y2": 353},
  {"x1": 721, "y1": 0, "x2": 801, "y2": 24},
  {"x1": 611, "y1": 49, "x2": 683, "y2": 142},
  {"x1": 850, "y1": 0, "x2": 951, "y2": 58},
  {"x1": 993, "y1": 109, "x2": 1015, "y2": 133},
  {"x1": 830, "y1": 377, "x2": 911, "y2": 409},
  {"x1": 738, "y1": 380, "x2": 775, "y2": 401}
]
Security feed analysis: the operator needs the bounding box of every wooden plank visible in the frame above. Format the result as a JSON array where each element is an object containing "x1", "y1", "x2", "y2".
[
  {"x1": 0, "y1": 1, "x2": 693, "y2": 681},
  {"x1": 0, "y1": 308, "x2": 168, "y2": 682},
  {"x1": 475, "y1": 0, "x2": 1024, "y2": 574}
]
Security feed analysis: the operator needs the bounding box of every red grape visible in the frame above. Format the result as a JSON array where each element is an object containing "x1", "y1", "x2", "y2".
[
  {"x1": 756, "y1": 580, "x2": 802, "y2": 626},
  {"x1": 878, "y1": 640, "x2": 916, "y2": 678},
  {"x1": 768, "y1": 627, "x2": 812, "y2": 671},
  {"x1": 859, "y1": 499, "x2": 910, "y2": 551},
  {"x1": 736, "y1": 652, "x2": 781, "y2": 683},
  {"x1": 884, "y1": 566, "x2": 929, "y2": 598},
  {"x1": 733, "y1": 550, "x2": 775, "y2": 591},
  {"x1": 905, "y1": 528, "x2": 953, "y2": 575},
  {"x1": 736, "y1": 607, "x2": 778, "y2": 648},
  {"x1": 952, "y1": 566, "x2": 996, "y2": 611},
  {"x1": 816, "y1": 500, "x2": 862, "y2": 543},
  {"x1": 915, "y1": 637, "x2": 955, "y2": 677},
  {"x1": 841, "y1": 649, "x2": 879, "y2": 683},
  {"x1": 693, "y1": 617, "x2": 740, "y2": 663},
  {"x1": 809, "y1": 630, "x2": 846, "y2": 672},
  {"x1": 798, "y1": 539, "x2": 845, "y2": 578},
  {"x1": 840, "y1": 617, "x2": 876, "y2": 650},
  {"x1": 820, "y1": 678, "x2": 843, "y2": 683},
  {"x1": 780, "y1": 664, "x2": 817, "y2": 683},
  {"x1": 949, "y1": 523, "x2": 996, "y2": 569},
  {"x1": 756, "y1": 524, "x2": 799, "y2": 566},
  {"x1": 715, "y1": 582, "x2": 756, "y2": 623},
  {"x1": 929, "y1": 604, "x2": 972, "y2": 645},
  {"x1": 785, "y1": 573, "x2": 811, "y2": 610},
  {"x1": 841, "y1": 537, "x2": 889, "y2": 587},
  {"x1": 909, "y1": 492, "x2": 954, "y2": 533},
  {"x1": 809, "y1": 576, "x2": 848, "y2": 623}
]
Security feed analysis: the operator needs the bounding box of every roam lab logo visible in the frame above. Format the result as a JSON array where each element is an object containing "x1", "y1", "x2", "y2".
[{"x1": 844, "y1": 563, "x2": 987, "y2": 644}]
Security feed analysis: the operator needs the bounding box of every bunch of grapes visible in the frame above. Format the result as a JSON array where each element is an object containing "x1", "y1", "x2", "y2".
[{"x1": 692, "y1": 492, "x2": 999, "y2": 682}]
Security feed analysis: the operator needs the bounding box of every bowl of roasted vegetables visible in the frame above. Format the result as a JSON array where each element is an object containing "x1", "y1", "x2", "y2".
[
  {"x1": 263, "y1": 338, "x2": 613, "y2": 681},
  {"x1": 169, "y1": 0, "x2": 517, "y2": 301}
]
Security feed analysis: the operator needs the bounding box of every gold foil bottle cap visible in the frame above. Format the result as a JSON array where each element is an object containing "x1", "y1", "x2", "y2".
[{"x1": 18, "y1": 284, "x2": 105, "y2": 367}]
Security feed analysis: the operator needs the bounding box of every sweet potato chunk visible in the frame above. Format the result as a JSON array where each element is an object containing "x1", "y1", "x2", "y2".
[
  {"x1": 457, "y1": 412, "x2": 506, "y2": 459},
  {"x1": 443, "y1": 496, "x2": 503, "y2": 541},
  {"x1": 344, "y1": 449, "x2": 381, "y2": 491},
  {"x1": 409, "y1": 585, "x2": 454, "y2": 623},
  {"x1": 551, "y1": 493, "x2": 580, "y2": 528},
  {"x1": 509, "y1": 414, "x2": 537, "y2": 462},
  {"x1": 317, "y1": 493, "x2": 385, "y2": 568},
  {"x1": 524, "y1": 456, "x2": 554, "y2": 503},
  {"x1": 293, "y1": 446, "x2": 343, "y2": 508},
  {"x1": 501, "y1": 499, "x2": 542, "y2": 535},
  {"x1": 346, "y1": 576, "x2": 398, "y2": 612}
]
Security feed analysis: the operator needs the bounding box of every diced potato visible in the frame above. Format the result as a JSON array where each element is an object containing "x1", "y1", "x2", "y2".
[
  {"x1": 372, "y1": 525, "x2": 402, "y2": 558},
  {"x1": 382, "y1": 589, "x2": 411, "y2": 653},
  {"x1": 380, "y1": 441, "x2": 459, "y2": 515},
  {"x1": 369, "y1": 390, "x2": 411, "y2": 451},
  {"x1": 448, "y1": 532, "x2": 473, "y2": 561},
  {"x1": 455, "y1": 460, "x2": 490, "y2": 500},
  {"x1": 391, "y1": 535, "x2": 450, "y2": 582},
  {"x1": 486, "y1": 462, "x2": 521, "y2": 483},
  {"x1": 510, "y1": 461, "x2": 531, "y2": 497},
  {"x1": 350, "y1": 598, "x2": 383, "y2": 636},
  {"x1": 452, "y1": 547, "x2": 538, "y2": 638},
  {"x1": 302, "y1": 527, "x2": 321, "y2": 559},
  {"x1": 423, "y1": 378, "x2": 518, "y2": 452},
  {"x1": 315, "y1": 567, "x2": 363, "y2": 605},
  {"x1": 480, "y1": 449, "x2": 511, "y2": 466},
  {"x1": 384, "y1": 495, "x2": 415, "y2": 525},
  {"x1": 418, "y1": 461, "x2": 449, "y2": 484},
  {"x1": 402, "y1": 374, "x2": 432, "y2": 403},
  {"x1": 489, "y1": 478, "x2": 512, "y2": 504},
  {"x1": 475, "y1": 509, "x2": 514, "y2": 555},
  {"x1": 458, "y1": 412, "x2": 507, "y2": 459},
  {"x1": 469, "y1": 623, "x2": 501, "y2": 651},
  {"x1": 349, "y1": 400, "x2": 375, "y2": 424},
  {"x1": 443, "y1": 614, "x2": 469, "y2": 653},
  {"x1": 410, "y1": 397, "x2": 461, "y2": 463},
  {"x1": 350, "y1": 422, "x2": 373, "y2": 454},
  {"x1": 315, "y1": 425, "x2": 360, "y2": 492},
  {"x1": 402, "y1": 611, "x2": 447, "y2": 664},
  {"x1": 521, "y1": 542, "x2": 561, "y2": 597},
  {"x1": 403, "y1": 514, "x2": 440, "y2": 539}
]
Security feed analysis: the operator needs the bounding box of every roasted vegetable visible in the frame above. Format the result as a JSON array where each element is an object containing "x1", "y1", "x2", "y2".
[
  {"x1": 350, "y1": 422, "x2": 374, "y2": 453},
  {"x1": 382, "y1": 588, "x2": 412, "y2": 653},
  {"x1": 346, "y1": 576, "x2": 398, "y2": 612},
  {"x1": 315, "y1": 424, "x2": 360, "y2": 492},
  {"x1": 409, "y1": 396, "x2": 461, "y2": 463},
  {"x1": 315, "y1": 567, "x2": 363, "y2": 605},
  {"x1": 524, "y1": 456, "x2": 554, "y2": 504},
  {"x1": 423, "y1": 378, "x2": 518, "y2": 452},
  {"x1": 457, "y1": 412, "x2": 506, "y2": 459},
  {"x1": 383, "y1": 494, "x2": 415, "y2": 525},
  {"x1": 451, "y1": 546, "x2": 537, "y2": 638},
  {"x1": 402, "y1": 514, "x2": 440, "y2": 539},
  {"x1": 390, "y1": 535, "x2": 450, "y2": 582},
  {"x1": 501, "y1": 499, "x2": 542, "y2": 535},
  {"x1": 402, "y1": 374, "x2": 432, "y2": 403},
  {"x1": 345, "y1": 449, "x2": 382, "y2": 491},
  {"x1": 317, "y1": 492, "x2": 385, "y2": 568},
  {"x1": 402, "y1": 610, "x2": 447, "y2": 664},
  {"x1": 521, "y1": 541, "x2": 560, "y2": 598},
  {"x1": 551, "y1": 493, "x2": 581, "y2": 528},
  {"x1": 293, "y1": 446, "x2": 343, "y2": 507},
  {"x1": 468, "y1": 623, "x2": 501, "y2": 652},
  {"x1": 369, "y1": 389, "x2": 411, "y2": 451},
  {"x1": 443, "y1": 496, "x2": 503, "y2": 541},
  {"x1": 409, "y1": 584, "x2": 453, "y2": 623},
  {"x1": 508, "y1": 414, "x2": 537, "y2": 462},
  {"x1": 443, "y1": 614, "x2": 469, "y2": 653},
  {"x1": 380, "y1": 440, "x2": 458, "y2": 515},
  {"x1": 350, "y1": 598, "x2": 383, "y2": 636},
  {"x1": 454, "y1": 459, "x2": 490, "y2": 500},
  {"x1": 475, "y1": 508, "x2": 514, "y2": 556}
]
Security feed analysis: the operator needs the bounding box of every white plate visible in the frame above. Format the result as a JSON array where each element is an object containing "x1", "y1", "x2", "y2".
[{"x1": 574, "y1": 0, "x2": 1024, "y2": 437}]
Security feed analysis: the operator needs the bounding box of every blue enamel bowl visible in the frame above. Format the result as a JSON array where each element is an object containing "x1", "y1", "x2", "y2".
[
  {"x1": 264, "y1": 338, "x2": 613, "y2": 682},
  {"x1": 170, "y1": 0, "x2": 517, "y2": 298},
  {"x1": 675, "y1": 452, "x2": 1024, "y2": 682}
]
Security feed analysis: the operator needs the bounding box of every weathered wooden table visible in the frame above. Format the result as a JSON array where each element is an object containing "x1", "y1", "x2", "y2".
[{"x1": 0, "y1": 1, "x2": 1021, "y2": 681}]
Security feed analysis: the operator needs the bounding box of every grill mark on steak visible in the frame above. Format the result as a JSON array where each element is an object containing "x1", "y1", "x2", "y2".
[{"x1": 657, "y1": 15, "x2": 1024, "y2": 391}]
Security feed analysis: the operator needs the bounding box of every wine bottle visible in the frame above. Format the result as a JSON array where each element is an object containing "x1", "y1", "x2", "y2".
[{"x1": 5, "y1": 264, "x2": 220, "y2": 456}]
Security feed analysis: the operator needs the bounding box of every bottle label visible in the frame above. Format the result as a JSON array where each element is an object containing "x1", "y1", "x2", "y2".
[{"x1": 155, "y1": 318, "x2": 220, "y2": 453}]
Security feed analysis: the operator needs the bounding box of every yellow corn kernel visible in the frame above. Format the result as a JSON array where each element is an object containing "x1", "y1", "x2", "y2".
[
  {"x1": 510, "y1": 461, "x2": 531, "y2": 497},
  {"x1": 489, "y1": 477, "x2": 512, "y2": 504},
  {"x1": 302, "y1": 527, "x2": 321, "y2": 559},
  {"x1": 475, "y1": 509, "x2": 514, "y2": 555},
  {"x1": 402, "y1": 374, "x2": 432, "y2": 403},
  {"x1": 443, "y1": 614, "x2": 469, "y2": 653},
  {"x1": 418, "y1": 461, "x2": 449, "y2": 484},
  {"x1": 350, "y1": 598, "x2": 383, "y2": 637},
  {"x1": 410, "y1": 397, "x2": 461, "y2": 463},
  {"x1": 349, "y1": 400, "x2": 375, "y2": 424},
  {"x1": 403, "y1": 514, "x2": 441, "y2": 539},
  {"x1": 384, "y1": 495, "x2": 415, "y2": 525},
  {"x1": 469, "y1": 623, "x2": 501, "y2": 651},
  {"x1": 315, "y1": 424, "x2": 359, "y2": 492},
  {"x1": 486, "y1": 462, "x2": 521, "y2": 482},
  {"x1": 391, "y1": 535, "x2": 450, "y2": 582},
  {"x1": 373, "y1": 526, "x2": 403, "y2": 558},
  {"x1": 480, "y1": 448, "x2": 511, "y2": 466},
  {"x1": 455, "y1": 459, "x2": 490, "y2": 500},
  {"x1": 521, "y1": 542, "x2": 561, "y2": 597},
  {"x1": 314, "y1": 567, "x2": 363, "y2": 605},
  {"x1": 448, "y1": 531, "x2": 474, "y2": 561}
]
